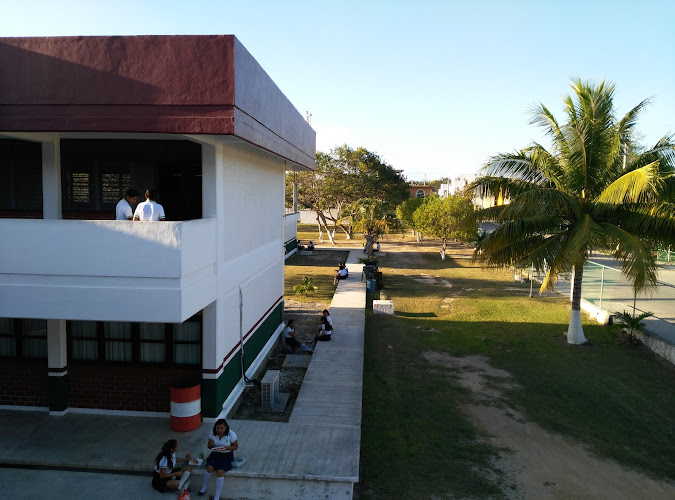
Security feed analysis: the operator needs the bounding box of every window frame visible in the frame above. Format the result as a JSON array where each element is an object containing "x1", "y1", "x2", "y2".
[
  {"x1": 0, "y1": 318, "x2": 48, "y2": 360},
  {"x1": 67, "y1": 315, "x2": 202, "y2": 367}
]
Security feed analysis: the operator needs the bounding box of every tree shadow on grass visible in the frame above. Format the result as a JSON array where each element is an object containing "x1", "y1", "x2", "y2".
[{"x1": 394, "y1": 311, "x2": 438, "y2": 318}]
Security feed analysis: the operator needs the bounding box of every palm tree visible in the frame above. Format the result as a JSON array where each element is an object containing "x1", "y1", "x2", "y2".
[
  {"x1": 473, "y1": 79, "x2": 675, "y2": 344},
  {"x1": 613, "y1": 310, "x2": 654, "y2": 344}
]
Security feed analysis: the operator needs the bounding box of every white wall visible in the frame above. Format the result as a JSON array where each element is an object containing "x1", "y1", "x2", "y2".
[
  {"x1": 0, "y1": 218, "x2": 217, "y2": 323},
  {"x1": 284, "y1": 212, "x2": 299, "y2": 244},
  {"x1": 201, "y1": 140, "x2": 286, "y2": 376}
]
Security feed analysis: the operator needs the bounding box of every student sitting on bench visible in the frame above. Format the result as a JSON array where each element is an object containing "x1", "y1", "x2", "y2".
[{"x1": 152, "y1": 439, "x2": 192, "y2": 493}]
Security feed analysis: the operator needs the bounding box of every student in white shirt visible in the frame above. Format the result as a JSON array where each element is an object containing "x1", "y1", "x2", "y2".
[
  {"x1": 133, "y1": 188, "x2": 166, "y2": 221},
  {"x1": 198, "y1": 418, "x2": 239, "y2": 498},
  {"x1": 152, "y1": 439, "x2": 192, "y2": 493},
  {"x1": 115, "y1": 188, "x2": 138, "y2": 220}
]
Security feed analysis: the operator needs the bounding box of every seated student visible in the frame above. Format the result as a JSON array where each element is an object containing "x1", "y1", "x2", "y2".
[
  {"x1": 152, "y1": 439, "x2": 192, "y2": 493},
  {"x1": 283, "y1": 319, "x2": 313, "y2": 352},
  {"x1": 333, "y1": 266, "x2": 349, "y2": 284},
  {"x1": 307, "y1": 240, "x2": 315, "y2": 251},
  {"x1": 338, "y1": 262, "x2": 346, "y2": 270},
  {"x1": 322, "y1": 309, "x2": 334, "y2": 332},
  {"x1": 308, "y1": 315, "x2": 332, "y2": 348}
]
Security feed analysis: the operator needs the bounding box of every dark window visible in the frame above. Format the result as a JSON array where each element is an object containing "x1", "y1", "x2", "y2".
[
  {"x1": 0, "y1": 318, "x2": 48, "y2": 359},
  {"x1": 0, "y1": 139, "x2": 43, "y2": 216},
  {"x1": 67, "y1": 312, "x2": 201, "y2": 366},
  {"x1": 61, "y1": 139, "x2": 201, "y2": 220}
]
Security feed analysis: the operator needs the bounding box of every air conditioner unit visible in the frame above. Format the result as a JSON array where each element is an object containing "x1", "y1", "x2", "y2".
[{"x1": 261, "y1": 370, "x2": 280, "y2": 410}]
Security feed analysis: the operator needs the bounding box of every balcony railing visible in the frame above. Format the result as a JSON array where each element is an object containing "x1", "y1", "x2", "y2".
[{"x1": 0, "y1": 218, "x2": 217, "y2": 323}]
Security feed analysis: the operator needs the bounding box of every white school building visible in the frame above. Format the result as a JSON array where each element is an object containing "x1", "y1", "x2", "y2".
[{"x1": 0, "y1": 35, "x2": 314, "y2": 418}]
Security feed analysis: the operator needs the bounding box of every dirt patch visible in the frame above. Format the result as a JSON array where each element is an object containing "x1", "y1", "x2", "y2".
[
  {"x1": 423, "y1": 351, "x2": 675, "y2": 499},
  {"x1": 230, "y1": 300, "x2": 327, "y2": 422}
]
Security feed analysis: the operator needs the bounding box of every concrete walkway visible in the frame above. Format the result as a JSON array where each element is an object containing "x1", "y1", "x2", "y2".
[{"x1": 0, "y1": 250, "x2": 367, "y2": 499}]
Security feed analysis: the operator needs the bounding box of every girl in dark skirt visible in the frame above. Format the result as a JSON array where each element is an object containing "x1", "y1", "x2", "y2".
[
  {"x1": 197, "y1": 418, "x2": 239, "y2": 498},
  {"x1": 152, "y1": 439, "x2": 192, "y2": 492}
]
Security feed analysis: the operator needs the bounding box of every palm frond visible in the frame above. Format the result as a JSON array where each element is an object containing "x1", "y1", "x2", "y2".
[
  {"x1": 601, "y1": 222, "x2": 658, "y2": 292},
  {"x1": 499, "y1": 188, "x2": 582, "y2": 221},
  {"x1": 481, "y1": 151, "x2": 549, "y2": 185},
  {"x1": 617, "y1": 98, "x2": 651, "y2": 141},
  {"x1": 565, "y1": 214, "x2": 607, "y2": 265},
  {"x1": 597, "y1": 162, "x2": 662, "y2": 204},
  {"x1": 608, "y1": 202, "x2": 675, "y2": 245}
]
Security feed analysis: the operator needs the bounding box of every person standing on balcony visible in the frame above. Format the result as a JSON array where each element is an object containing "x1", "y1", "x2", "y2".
[
  {"x1": 115, "y1": 188, "x2": 138, "y2": 220},
  {"x1": 133, "y1": 189, "x2": 166, "y2": 221}
]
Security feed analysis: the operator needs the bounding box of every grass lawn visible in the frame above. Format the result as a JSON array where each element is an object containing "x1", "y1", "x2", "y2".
[
  {"x1": 356, "y1": 240, "x2": 675, "y2": 499},
  {"x1": 284, "y1": 250, "x2": 350, "y2": 305}
]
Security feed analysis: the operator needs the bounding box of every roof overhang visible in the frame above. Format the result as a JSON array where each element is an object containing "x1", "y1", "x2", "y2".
[{"x1": 0, "y1": 35, "x2": 315, "y2": 170}]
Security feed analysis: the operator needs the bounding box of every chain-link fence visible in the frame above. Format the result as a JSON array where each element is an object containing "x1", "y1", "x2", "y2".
[
  {"x1": 511, "y1": 259, "x2": 675, "y2": 340},
  {"x1": 656, "y1": 247, "x2": 672, "y2": 265},
  {"x1": 582, "y1": 260, "x2": 675, "y2": 340},
  {"x1": 511, "y1": 264, "x2": 570, "y2": 297}
]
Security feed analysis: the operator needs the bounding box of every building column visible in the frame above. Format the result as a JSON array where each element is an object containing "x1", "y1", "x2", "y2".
[
  {"x1": 47, "y1": 319, "x2": 68, "y2": 415},
  {"x1": 292, "y1": 170, "x2": 298, "y2": 213},
  {"x1": 200, "y1": 142, "x2": 227, "y2": 418},
  {"x1": 41, "y1": 136, "x2": 62, "y2": 219}
]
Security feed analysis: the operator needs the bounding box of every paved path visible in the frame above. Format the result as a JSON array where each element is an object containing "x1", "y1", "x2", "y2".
[{"x1": 0, "y1": 250, "x2": 367, "y2": 499}]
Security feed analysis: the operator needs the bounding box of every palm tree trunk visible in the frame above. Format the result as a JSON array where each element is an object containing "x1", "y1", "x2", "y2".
[
  {"x1": 567, "y1": 265, "x2": 588, "y2": 345},
  {"x1": 364, "y1": 234, "x2": 375, "y2": 258}
]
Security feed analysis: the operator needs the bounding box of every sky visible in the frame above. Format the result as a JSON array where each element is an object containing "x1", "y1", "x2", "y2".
[{"x1": 2, "y1": 0, "x2": 674, "y2": 181}]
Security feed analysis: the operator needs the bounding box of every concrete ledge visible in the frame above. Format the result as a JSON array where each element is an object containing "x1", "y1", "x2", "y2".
[
  {"x1": 373, "y1": 300, "x2": 394, "y2": 314},
  {"x1": 192, "y1": 475, "x2": 353, "y2": 499},
  {"x1": 635, "y1": 328, "x2": 675, "y2": 365}
]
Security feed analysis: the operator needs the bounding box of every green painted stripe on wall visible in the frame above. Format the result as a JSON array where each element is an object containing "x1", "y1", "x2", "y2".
[
  {"x1": 48, "y1": 374, "x2": 69, "y2": 412},
  {"x1": 285, "y1": 238, "x2": 298, "y2": 254},
  {"x1": 202, "y1": 301, "x2": 284, "y2": 417}
]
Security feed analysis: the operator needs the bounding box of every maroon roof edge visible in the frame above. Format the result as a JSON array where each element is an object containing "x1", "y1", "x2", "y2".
[{"x1": 0, "y1": 35, "x2": 315, "y2": 169}]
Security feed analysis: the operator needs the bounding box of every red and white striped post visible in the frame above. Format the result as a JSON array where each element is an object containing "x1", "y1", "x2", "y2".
[{"x1": 170, "y1": 384, "x2": 201, "y2": 432}]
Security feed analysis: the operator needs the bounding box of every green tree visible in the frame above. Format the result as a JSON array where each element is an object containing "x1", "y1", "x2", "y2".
[
  {"x1": 396, "y1": 197, "x2": 424, "y2": 237},
  {"x1": 413, "y1": 195, "x2": 476, "y2": 259},
  {"x1": 473, "y1": 79, "x2": 675, "y2": 344},
  {"x1": 288, "y1": 145, "x2": 408, "y2": 242},
  {"x1": 347, "y1": 198, "x2": 394, "y2": 258}
]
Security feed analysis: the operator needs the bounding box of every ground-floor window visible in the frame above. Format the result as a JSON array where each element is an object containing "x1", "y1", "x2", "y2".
[
  {"x1": 68, "y1": 312, "x2": 201, "y2": 366},
  {"x1": 0, "y1": 318, "x2": 48, "y2": 359}
]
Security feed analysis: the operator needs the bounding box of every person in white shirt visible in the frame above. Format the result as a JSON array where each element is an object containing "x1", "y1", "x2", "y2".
[
  {"x1": 115, "y1": 188, "x2": 138, "y2": 220},
  {"x1": 283, "y1": 319, "x2": 313, "y2": 352},
  {"x1": 198, "y1": 418, "x2": 239, "y2": 498},
  {"x1": 133, "y1": 188, "x2": 166, "y2": 221},
  {"x1": 152, "y1": 439, "x2": 192, "y2": 493},
  {"x1": 334, "y1": 267, "x2": 348, "y2": 284}
]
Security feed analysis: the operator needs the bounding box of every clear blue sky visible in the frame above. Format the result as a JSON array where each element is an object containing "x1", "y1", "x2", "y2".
[{"x1": 2, "y1": 0, "x2": 673, "y2": 181}]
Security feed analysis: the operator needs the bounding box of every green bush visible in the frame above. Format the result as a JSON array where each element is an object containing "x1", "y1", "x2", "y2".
[{"x1": 293, "y1": 276, "x2": 318, "y2": 295}]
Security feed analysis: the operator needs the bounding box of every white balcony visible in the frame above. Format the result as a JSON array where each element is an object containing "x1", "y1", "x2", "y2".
[{"x1": 0, "y1": 218, "x2": 217, "y2": 323}]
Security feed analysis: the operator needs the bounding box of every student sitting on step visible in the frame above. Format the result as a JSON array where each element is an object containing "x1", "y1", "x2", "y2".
[{"x1": 152, "y1": 439, "x2": 192, "y2": 493}]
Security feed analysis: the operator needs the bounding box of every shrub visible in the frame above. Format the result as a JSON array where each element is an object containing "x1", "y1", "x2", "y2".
[{"x1": 294, "y1": 276, "x2": 318, "y2": 295}]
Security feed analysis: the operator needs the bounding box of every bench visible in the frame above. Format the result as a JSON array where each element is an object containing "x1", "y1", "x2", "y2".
[{"x1": 297, "y1": 240, "x2": 315, "y2": 255}]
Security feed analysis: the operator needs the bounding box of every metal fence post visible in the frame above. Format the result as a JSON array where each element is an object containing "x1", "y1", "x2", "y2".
[
  {"x1": 599, "y1": 266, "x2": 605, "y2": 309},
  {"x1": 529, "y1": 263, "x2": 534, "y2": 298}
]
